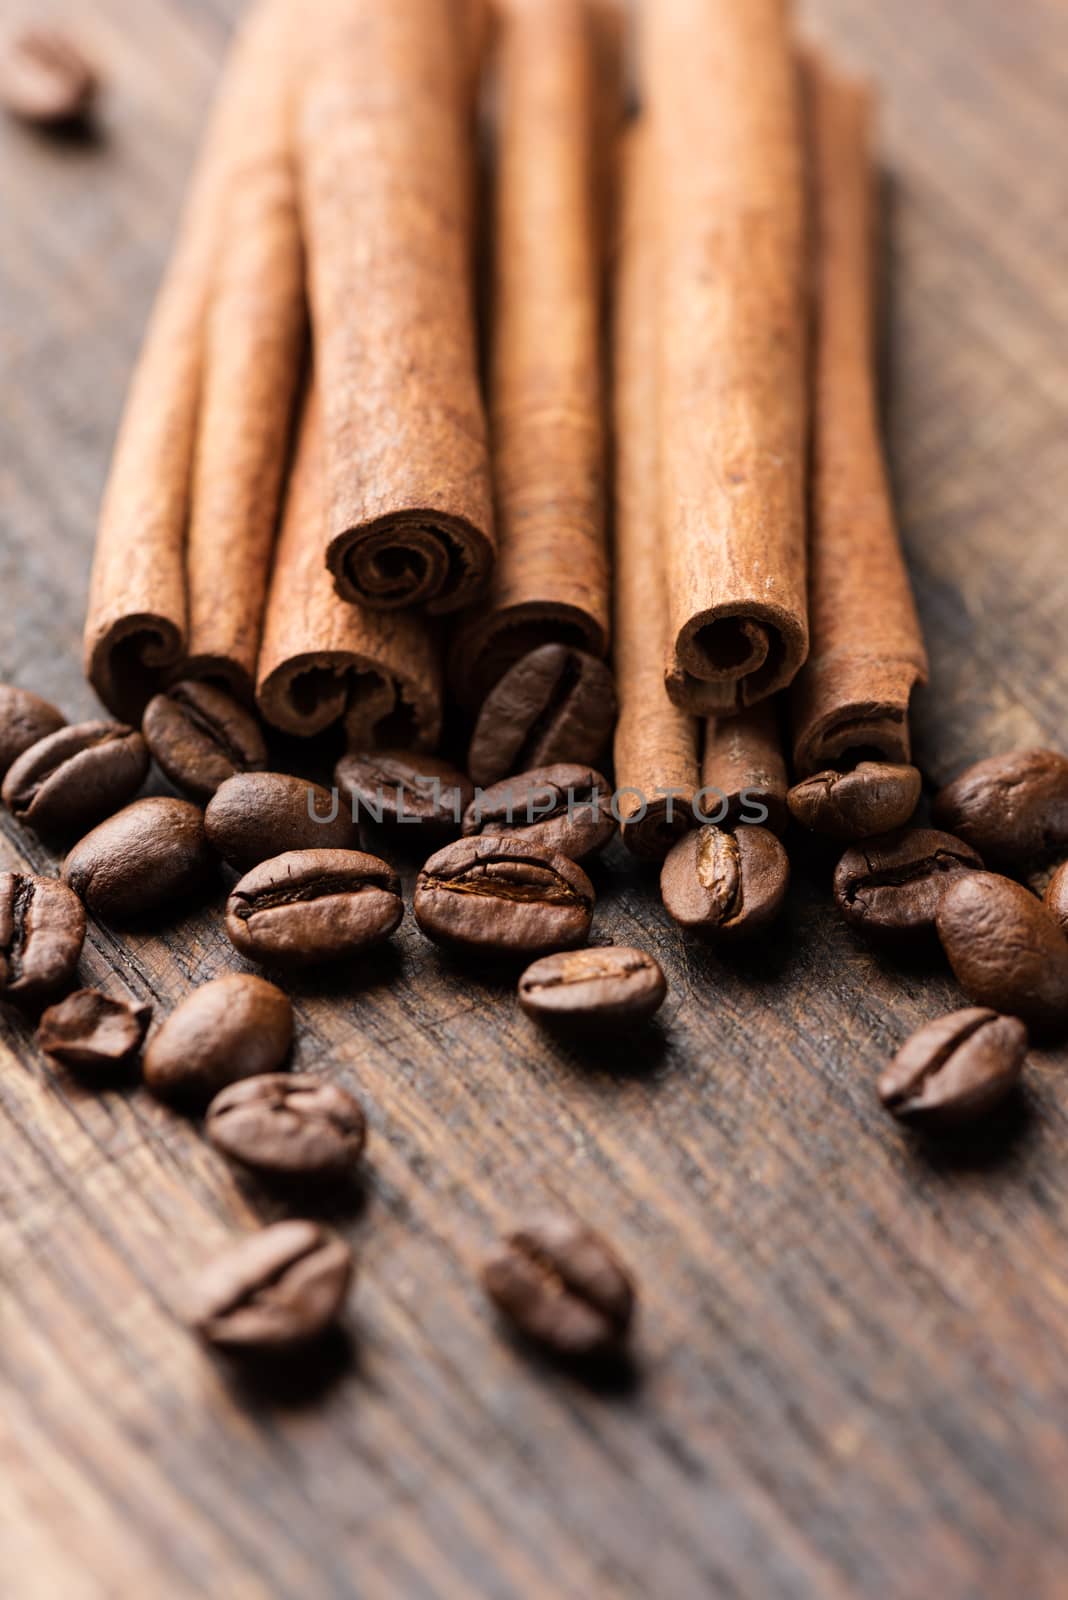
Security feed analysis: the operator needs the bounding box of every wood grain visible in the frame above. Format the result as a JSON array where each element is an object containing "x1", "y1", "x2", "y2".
[{"x1": 2, "y1": 1, "x2": 1068, "y2": 1595}]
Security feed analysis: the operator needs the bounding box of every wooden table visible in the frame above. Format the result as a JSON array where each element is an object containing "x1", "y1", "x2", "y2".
[{"x1": 2, "y1": 2, "x2": 1067, "y2": 1595}]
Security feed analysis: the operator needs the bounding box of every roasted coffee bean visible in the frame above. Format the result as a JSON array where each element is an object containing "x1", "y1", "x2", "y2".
[
  {"x1": 186, "y1": 1220, "x2": 354, "y2": 1353},
  {"x1": 518, "y1": 946, "x2": 666, "y2": 1031},
  {"x1": 660, "y1": 824, "x2": 788, "y2": 939},
  {"x1": 932, "y1": 748, "x2": 1068, "y2": 869},
  {"x1": 225, "y1": 849, "x2": 403, "y2": 967},
  {"x1": 143, "y1": 974, "x2": 293, "y2": 1107},
  {"x1": 878, "y1": 1008, "x2": 1028, "y2": 1129},
  {"x1": 143, "y1": 680, "x2": 267, "y2": 802},
  {"x1": 481, "y1": 1213, "x2": 635, "y2": 1357},
  {"x1": 463, "y1": 764, "x2": 614, "y2": 862},
  {"x1": 467, "y1": 645, "x2": 617, "y2": 789},
  {"x1": 414, "y1": 836, "x2": 594, "y2": 957},
  {"x1": 1044, "y1": 861, "x2": 1068, "y2": 935},
  {"x1": 335, "y1": 749, "x2": 472, "y2": 833},
  {"x1": 0, "y1": 685, "x2": 64, "y2": 778},
  {"x1": 36, "y1": 988, "x2": 151, "y2": 1073},
  {"x1": 62, "y1": 797, "x2": 215, "y2": 921},
  {"x1": 788, "y1": 762, "x2": 921, "y2": 840},
  {"x1": 205, "y1": 772, "x2": 356, "y2": 870},
  {"x1": 0, "y1": 871, "x2": 85, "y2": 1007},
  {"x1": 833, "y1": 827, "x2": 982, "y2": 938},
  {"x1": 205, "y1": 1075, "x2": 367, "y2": 1181},
  {"x1": 3, "y1": 720, "x2": 148, "y2": 838},
  {"x1": 0, "y1": 28, "x2": 97, "y2": 126},
  {"x1": 936, "y1": 872, "x2": 1068, "y2": 1033}
]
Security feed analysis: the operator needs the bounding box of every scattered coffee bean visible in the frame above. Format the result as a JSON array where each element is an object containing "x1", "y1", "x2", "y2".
[
  {"x1": 467, "y1": 645, "x2": 617, "y2": 789},
  {"x1": 62, "y1": 797, "x2": 215, "y2": 921},
  {"x1": 143, "y1": 680, "x2": 267, "y2": 802},
  {"x1": 660, "y1": 824, "x2": 788, "y2": 939},
  {"x1": 143, "y1": 973, "x2": 293, "y2": 1108},
  {"x1": 36, "y1": 988, "x2": 151, "y2": 1073},
  {"x1": 0, "y1": 870, "x2": 85, "y2": 1007},
  {"x1": 335, "y1": 749, "x2": 473, "y2": 834},
  {"x1": 205, "y1": 772, "x2": 356, "y2": 870},
  {"x1": 878, "y1": 1008, "x2": 1028, "y2": 1128},
  {"x1": 481, "y1": 1213, "x2": 635, "y2": 1358},
  {"x1": 518, "y1": 946, "x2": 666, "y2": 1031},
  {"x1": 463, "y1": 764, "x2": 614, "y2": 862},
  {"x1": 186, "y1": 1219, "x2": 354, "y2": 1353},
  {"x1": 414, "y1": 836, "x2": 594, "y2": 957},
  {"x1": 0, "y1": 27, "x2": 97, "y2": 127},
  {"x1": 2, "y1": 720, "x2": 148, "y2": 838},
  {"x1": 0, "y1": 685, "x2": 64, "y2": 779},
  {"x1": 936, "y1": 872, "x2": 1068, "y2": 1033},
  {"x1": 932, "y1": 748, "x2": 1068, "y2": 869},
  {"x1": 1044, "y1": 861, "x2": 1068, "y2": 935},
  {"x1": 788, "y1": 762, "x2": 921, "y2": 840},
  {"x1": 833, "y1": 827, "x2": 982, "y2": 938},
  {"x1": 205, "y1": 1075, "x2": 367, "y2": 1181},
  {"x1": 225, "y1": 848, "x2": 403, "y2": 967}
]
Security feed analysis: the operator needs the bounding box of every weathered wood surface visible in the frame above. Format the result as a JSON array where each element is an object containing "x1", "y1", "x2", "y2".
[{"x1": 2, "y1": 1, "x2": 1067, "y2": 1595}]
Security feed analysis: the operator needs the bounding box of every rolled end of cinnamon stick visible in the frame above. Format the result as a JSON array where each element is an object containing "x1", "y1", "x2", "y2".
[
  {"x1": 85, "y1": 612, "x2": 186, "y2": 725},
  {"x1": 618, "y1": 796, "x2": 694, "y2": 864},
  {"x1": 326, "y1": 512, "x2": 494, "y2": 618},
  {"x1": 667, "y1": 604, "x2": 810, "y2": 718},
  {"x1": 258, "y1": 648, "x2": 441, "y2": 752},
  {"x1": 449, "y1": 601, "x2": 608, "y2": 713},
  {"x1": 792, "y1": 658, "x2": 921, "y2": 777},
  {"x1": 256, "y1": 387, "x2": 443, "y2": 753}
]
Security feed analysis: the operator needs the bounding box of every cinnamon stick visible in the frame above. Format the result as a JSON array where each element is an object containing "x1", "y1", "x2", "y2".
[
  {"x1": 612, "y1": 124, "x2": 699, "y2": 862},
  {"x1": 791, "y1": 58, "x2": 927, "y2": 775},
  {"x1": 84, "y1": 0, "x2": 292, "y2": 721},
  {"x1": 299, "y1": 0, "x2": 494, "y2": 616},
  {"x1": 256, "y1": 386, "x2": 442, "y2": 752},
  {"x1": 450, "y1": 0, "x2": 622, "y2": 708},
  {"x1": 701, "y1": 703, "x2": 789, "y2": 836},
  {"x1": 646, "y1": 0, "x2": 809, "y2": 716},
  {"x1": 183, "y1": 16, "x2": 305, "y2": 697}
]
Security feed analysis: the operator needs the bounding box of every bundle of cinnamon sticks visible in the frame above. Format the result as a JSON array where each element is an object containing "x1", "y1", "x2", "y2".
[{"x1": 85, "y1": 0, "x2": 926, "y2": 869}]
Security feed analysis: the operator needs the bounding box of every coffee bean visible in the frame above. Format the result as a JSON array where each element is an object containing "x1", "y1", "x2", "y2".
[
  {"x1": 0, "y1": 28, "x2": 97, "y2": 126},
  {"x1": 186, "y1": 1220, "x2": 354, "y2": 1353},
  {"x1": 205, "y1": 772, "x2": 356, "y2": 870},
  {"x1": 518, "y1": 946, "x2": 666, "y2": 1031},
  {"x1": 878, "y1": 1008, "x2": 1028, "y2": 1129},
  {"x1": 467, "y1": 645, "x2": 617, "y2": 789},
  {"x1": 463, "y1": 764, "x2": 614, "y2": 862},
  {"x1": 1044, "y1": 861, "x2": 1068, "y2": 935},
  {"x1": 143, "y1": 681, "x2": 267, "y2": 802},
  {"x1": 225, "y1": 848, "x2": 403, "y2": 967},
  {"x1": 205, "y1": 1075, "x2": 367, "y2": 1181},
  {"x1": 143, "y1": 974, "x2": 293, "y2": 1108},
  {"x1": 833, "y1": 827, "x2": 982, "y2": 938},
  {"x1": 3, "y1": 720, "x2": 149, "y2": 838},
  {"x1": 0, "y1": 685, "x2": 64, "y2": 779},
  {"x1": 788, "y1": 762, "x2": 921, "y2": 840},
  {"x1": 936, "y1": 872, "x2": 1068, "y2": 1034},
  {"x1": 36, "y1": 988, "x2": 151, "y2": 1073},
  {"x1": 62, "y1": 797, "x2": 215, "y2": 921},
  {"x1": 660, "y1": 824, "x2": 788, "y2": 939},
  {"x1": 0, "y1": 870, "x2": 85, "y2": 1007},
  {"x1": 481, "y1": 1213, "x2": 635, "y2": 1357},
  {"x1": 335, "y1": 749, "x2": 473, "y2": 834},
  {"x1": 932, "y1": 748, "x2": 1068, "y2": 869},
  {"x1": 414, "y1": 836, "x2": 594, "y2": 957}
]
